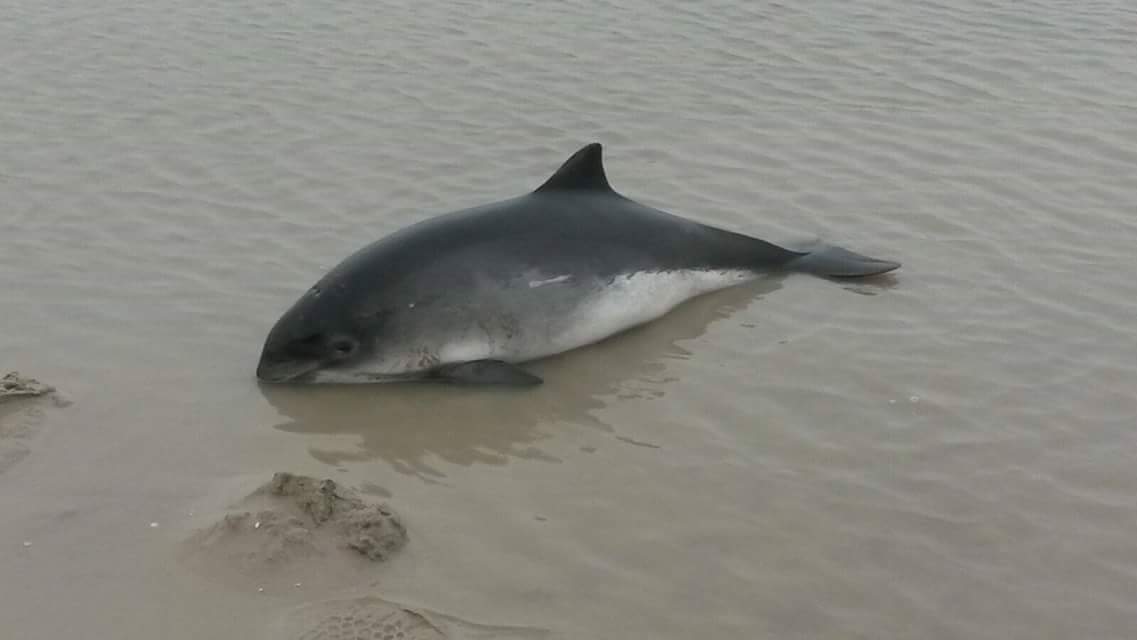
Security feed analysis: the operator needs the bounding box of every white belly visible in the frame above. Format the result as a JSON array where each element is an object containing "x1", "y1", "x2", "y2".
[{"x1": 536, "y1": 268, "x2": 757, "y2": 359}]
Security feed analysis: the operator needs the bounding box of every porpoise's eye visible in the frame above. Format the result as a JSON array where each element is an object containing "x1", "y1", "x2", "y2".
[{"x1": 331, "y1": 338, "x2": 356, "y2": 356}]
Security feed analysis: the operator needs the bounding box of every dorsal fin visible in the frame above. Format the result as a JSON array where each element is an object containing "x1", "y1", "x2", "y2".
[{"x1": 534, "y1": 143, "x2": 613, "y2": 192}]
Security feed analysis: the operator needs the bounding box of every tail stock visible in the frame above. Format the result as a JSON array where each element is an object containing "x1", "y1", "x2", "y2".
[{"x1": 782, "y1": 240, "x2": 900, "y2": 278}]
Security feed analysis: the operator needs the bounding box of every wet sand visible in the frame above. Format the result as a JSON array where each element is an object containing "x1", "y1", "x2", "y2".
[{"x1": 4, "y1": 1, "x2": 1137, "y2": 638}]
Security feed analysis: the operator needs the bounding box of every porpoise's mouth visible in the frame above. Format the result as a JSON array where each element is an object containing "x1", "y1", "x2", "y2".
[{"x1": 255, "y1": 358, "x2": 321, "y2": 384}]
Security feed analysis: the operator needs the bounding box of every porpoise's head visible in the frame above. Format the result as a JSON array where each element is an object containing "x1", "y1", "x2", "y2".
[{"x1": 255, "y1": 279, "x2": 380, "y2": 383}]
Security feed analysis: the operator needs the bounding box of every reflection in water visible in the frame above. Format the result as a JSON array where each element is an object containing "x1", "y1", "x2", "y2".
[
  {"x1": 841, "y1": 273, "x2": 900, "y2": 297},
  {"x1": 260, "y1": 276, "x2": 791, "y2": 480}
]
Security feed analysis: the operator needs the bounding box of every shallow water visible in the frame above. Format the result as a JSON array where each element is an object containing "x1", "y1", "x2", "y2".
[{"x1": 3, "y1": 1, "x2": 1137, "y2": 638}]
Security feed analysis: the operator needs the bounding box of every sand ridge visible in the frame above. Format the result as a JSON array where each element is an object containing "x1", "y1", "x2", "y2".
[{"x1": 270, "y1": 595, "x2": 552, "y2": 640}]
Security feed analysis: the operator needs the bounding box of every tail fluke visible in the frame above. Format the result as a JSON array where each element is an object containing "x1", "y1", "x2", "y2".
[{"x1": 783, "y1": 242, "x2": 900, "y2": 278}]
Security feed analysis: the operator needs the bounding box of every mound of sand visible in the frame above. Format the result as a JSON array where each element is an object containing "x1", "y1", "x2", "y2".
[
  {"x1": 1, "y1": 371, "x2": 55, "y2": 402},
  {"x1": 183, "y1": 473, "x2": 408, "y2": 587},
  {"x1": 185, "y1": 474, "x2": 552, "y2": 639}
]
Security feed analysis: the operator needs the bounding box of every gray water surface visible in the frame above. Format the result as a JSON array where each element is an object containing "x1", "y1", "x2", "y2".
[{"x1": 3, "y1": 2, "x2": 1136, "y2": 638}]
